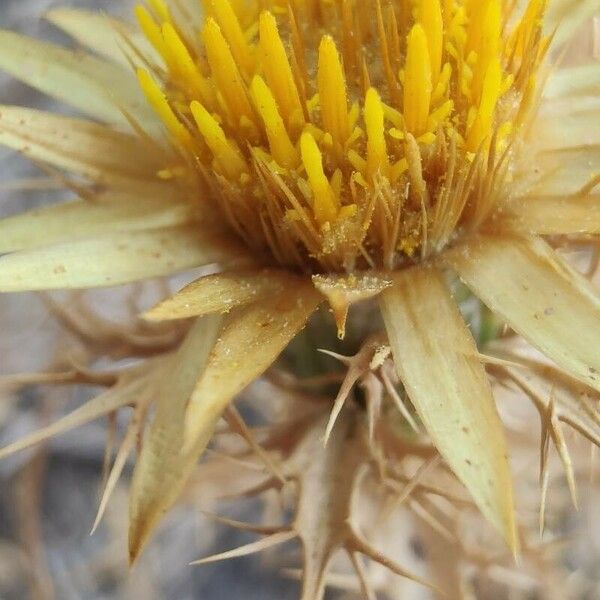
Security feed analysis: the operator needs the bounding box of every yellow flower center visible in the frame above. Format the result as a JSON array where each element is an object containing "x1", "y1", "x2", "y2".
[{"x1": 136, "y1": 0, "x2": 548, "y2": 272}]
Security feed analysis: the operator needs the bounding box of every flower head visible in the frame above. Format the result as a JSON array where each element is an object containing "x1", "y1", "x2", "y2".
[
  {"x1": 136, "y1": 0, "x2": 548, "y2": 272},
  {"x1": 0, "y1": 0, "x2": 598, "y2": 596}
]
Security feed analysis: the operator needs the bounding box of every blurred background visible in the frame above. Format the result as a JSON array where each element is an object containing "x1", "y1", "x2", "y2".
[{"x1": 0, "y1": 2, "x2": 599, "y2": 599}]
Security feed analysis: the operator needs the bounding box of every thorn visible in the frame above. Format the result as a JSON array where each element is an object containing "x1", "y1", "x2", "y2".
[
  {"x1": 477, "y1": 352, "x2": 526, "y2": 369},
  {"x1": 539, "y1": 415, "x2": 551, "y2": 538},
  {"x1": 99, "y1": 412, "x2": 118, "y2": 498},
  {"x1": 220, "y1": 476, "x2": 282, "y2": 500},
  {"x1": 380, "y1": 363, "x2": 420, "y2": 432},
  {"x1": 224, "y1": 406, "x2": 286, "y2": 484},
  {"x1": 92, "y1": 420, "x2": 136, "y2": 535},
  {"x1": 203, "y1": 448, "x2": 267, "y2": 472},
  {"x1": 321, "y1": 339, "x2": 384, "y2": 444},
  {"x1": 0, "y1": 379, "x2": 144, "y2": 462},
  {"x1": 322, "y1": 366, "x2": 365, "y2": 445},
  {"x1": 200, "y1": 511, "x2": 291, "y2": 536},
  {"x1": 280, "y1": 568, "x2": 360, "y2": 592},
  {"x1": 361, "y1": 372, "x2": 383, "y2": 443},
  {"x1": 548, "y1": 404, "x2": 579, "y2": 510},
  {"x1": 323, "y1": 387, "x2": 352, "y2": 446},
  {"x1": 349, "y1": 530, "x2": 445, "y2": 596},
  {"x1": 190, "y1": 530, "x2": 298, "y2": 565},
  {"x1": 384, "y1": 456, "x2": 441, "y2": 517},
  {"x1": 384, "y1": 475, "x2": 473, "y2": 507},
  {"x1": 408, "y1": 499, "x2": 456, "y2": 543},
  {"x1": 317, "y1": 348, "x2": 353, "y2": 365},
  {"x1": 347, "y1": 550, "x2": 377, "y2": 600}
]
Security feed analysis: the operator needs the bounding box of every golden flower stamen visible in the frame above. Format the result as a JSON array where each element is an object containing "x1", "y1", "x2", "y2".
[{"x1": 134, "y1": 0, "x2": 547, "y2": 272}]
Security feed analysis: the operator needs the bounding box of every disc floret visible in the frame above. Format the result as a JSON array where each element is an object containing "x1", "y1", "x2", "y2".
[{"x1": 137, "y1": 0, "x2": 548, "y2": 272}]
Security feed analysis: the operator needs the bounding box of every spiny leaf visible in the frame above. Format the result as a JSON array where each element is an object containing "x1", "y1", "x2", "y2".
[
  {"x1": 0, "y1": 369, "x2": 151, "y2": 461},
  {"x1": 129, "y1": 282, "x2": 321, "y2": 562},
  {"x1": 379, "y1": 265, "x2": 518, "y2": 552},
  {"x1": 502, "y1": 192, "x2": 600, "y2": 235},
  {"x1": 522, "y1": 147, "x2": 600, "y2": 196},
  {"x1": 0, "y1": 106, "x2": 167, "y2": 189},
  {"x1": 0, "y1": 30, "x2": 158, "y2": 130},
  {"x1": 446, "y1": 235, "x2": 600, "y2": 393},
  {"x1": 544, "y1": 63, "x2": 600, "y2": 100},
  {"x1": 181, "y1": 284, "x2": 323, "y2": 451},
  {"x1": 0, "y1": 226, "x2": 244, "y2": 292},
  {"x1": 285, "y1": 410, "x2": 438, "y2": 599},
  {"x1": 320, "y1": 337, "x2": 388, "y2": 444},
  {"x1": 144, "y1": 269, "x2": 295, "y2": 321},
  {"x1": 0, "y1": 195, "x2": 200, "y2": 254},
  {"x1": 45, "y1": 8, "x2": 155, "y2": 67},
  {"x1": 91, "y1": 398, "x2": 151, "y2": 534},
  {"x1": 290, "y1": 412, "x2": 364, "y2": 600},
  {"x1": 544, "y1": 0, "x2": 599, "y2": 50},
  {"x1": 128, "y1": 315, "x2": 224, "y2": 563}
]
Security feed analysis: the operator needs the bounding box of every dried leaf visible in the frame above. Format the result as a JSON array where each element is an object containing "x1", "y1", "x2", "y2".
[
  {"x1": 284, "y1": 410, "x2": 438, "y2": 599},
  {"x1": 446, "y1": 235, "x2": 600, "y2": 393},
  {"x1": 129, "y1": 315, "x2": 224, "y2": 562},
  {"x1": 145, "y1": 268, "x2": 296, "y2": 321},
  {"x1": 129, "y1": 283, "x2": 321, "y2": 561},
  {"x1": 291, "y1": 412, "x2": 365, "y2": 600},
  {"x1": 0, "y1": 370, "x2": 150, "y2": 461},
  {"x1": 45, "y1": 8, "x2": 155, "y2": 67},
  {"x1": 545, "y1": 0, "x2": 599, "y2": 51},
  {"x1": 502, "y1": 193, "x2": 600, "y2": 234},
  {"x1": 182, "y1": 283, "x2": 322, "y2": 450},
  {"x1": 544, "y1": 63, "x2": 600, "y2": 100},
  {"x1": 0, "y1": 195, "x2": 199, "y2": 254},
  {"x1": 536, "y1": 97, "x2": 600, "y2": 152},
  {"x1": 0, "y1": 30, "x2": 158, "y2": 130},
  {"x1": 91, "y1": 398, "x2": 151, "y2": 534},
  {"x1": 0, "y1": 106, "x2": 166, "y2": 189},
  {"x1": 0, "y1": 226, "x2": 244, "y2": 292},
  {"x1": 379, "y1": 265, "x2": 517, "y2": 552},
  {"x1": 523, "y1": 146, "x2": 600, "y2": 196}
]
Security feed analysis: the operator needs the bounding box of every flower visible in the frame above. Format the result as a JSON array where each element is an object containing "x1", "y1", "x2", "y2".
[{"x1": 0, "y1": 0, "x2": 598, "y2": 595}]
